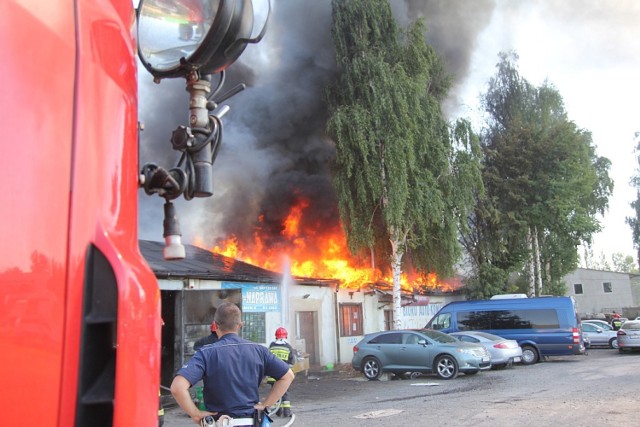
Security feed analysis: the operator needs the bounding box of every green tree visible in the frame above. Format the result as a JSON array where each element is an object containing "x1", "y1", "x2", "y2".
[
  {"x1": 627, "y1": 132, "x2": 640, "y2": 266},
  {"x1": 464, "y1": 52, "x2": 612, "y2": 297},
  {"x1": 326, "y1": 0, "x2": 483, "y2": 327},
  {"x1": 589, "y1": 251, "x2": 638, "y2": 273},
  {"x1": 611, "y1": 253, "x2": 637, "y2": 273}
]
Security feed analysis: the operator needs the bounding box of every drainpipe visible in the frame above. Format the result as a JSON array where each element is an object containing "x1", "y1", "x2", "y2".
[{"x1": 334, "y1": 283, "x2": 341, "y2": 364}]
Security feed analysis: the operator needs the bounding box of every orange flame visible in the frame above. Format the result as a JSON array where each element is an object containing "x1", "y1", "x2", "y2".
[{"x1": 199, "y1": 197, "x2": 456, "y2": 293}]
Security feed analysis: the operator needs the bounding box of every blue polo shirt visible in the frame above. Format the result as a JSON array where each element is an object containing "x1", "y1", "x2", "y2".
[{"x1": 177, "y1": 333, "x2": 290, "y2": 418}]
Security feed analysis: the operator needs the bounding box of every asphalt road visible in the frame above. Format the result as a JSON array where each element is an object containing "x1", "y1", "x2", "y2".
[{"x1": 164, "y1": 347, "x2": 640, "y2": 426}]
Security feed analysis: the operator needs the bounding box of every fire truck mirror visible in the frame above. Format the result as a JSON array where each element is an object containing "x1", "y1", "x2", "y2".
[{"x1": 137, "y1": 0, "x2": 270, "y2": 81}]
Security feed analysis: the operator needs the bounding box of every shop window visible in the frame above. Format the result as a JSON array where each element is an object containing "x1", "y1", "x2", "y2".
[
  {"x1": 340, "y1": 303, "x2": 363, "y2": 337},
  {"x1": 242, "y1": 312, "x2": 266, "y2": 343},
  {"x1": 574, "y1": 284, "x2": 583, "y2": 294},
  {"x1": 182, "y1": 290, "x2": 243, "y2": 355},
  {"x1": 184, "y1": 324, "x2": 211, "y2": 356},
  {"x1": 603, "y1": 282, "x2": 612, "y2": 293}
]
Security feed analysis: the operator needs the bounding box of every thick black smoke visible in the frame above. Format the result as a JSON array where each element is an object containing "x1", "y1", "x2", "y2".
[{"x1": 138, "y1": 0, "x2": 496, "y2": 250}]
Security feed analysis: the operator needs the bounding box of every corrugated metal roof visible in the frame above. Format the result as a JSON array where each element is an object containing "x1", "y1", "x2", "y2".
[{"x1": 139, "y1": 240, "x2": 284, "y2": 284}]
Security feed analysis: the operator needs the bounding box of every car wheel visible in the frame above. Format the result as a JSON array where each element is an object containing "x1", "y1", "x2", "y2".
[
  {"x1": 520, "y1": 345, "x2": 539, "y2": 365},
  {"x1": 435, "y1": 355, "x2": 458, "y2": 380},
  {"x1": 609, "y1": 338, "x2": 619, "y2": 349},
  {"x1": 362, "y1": 357, "x2": 382, "y2": 380}
]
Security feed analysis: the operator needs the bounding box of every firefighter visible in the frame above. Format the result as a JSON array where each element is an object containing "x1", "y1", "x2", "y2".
[
  {"x1": 611, "y1": 313, "x2": 623, "y2": 331},
  {"x1": 268, "y1": 327, "x2": 296, "y2": 417}
]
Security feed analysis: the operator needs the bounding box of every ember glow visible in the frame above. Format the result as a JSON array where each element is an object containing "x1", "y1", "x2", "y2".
[{"x1": 197, "y1": 197, "x2": 455, "y2": 293}]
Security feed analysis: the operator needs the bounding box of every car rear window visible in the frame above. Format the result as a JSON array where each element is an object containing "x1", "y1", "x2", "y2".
[
  {"x1": 472, "y1": 331, "x2": 503, "y2": 340},
  {"x1": 622, "y1": 321, "x2": 640, "y2": 330}
]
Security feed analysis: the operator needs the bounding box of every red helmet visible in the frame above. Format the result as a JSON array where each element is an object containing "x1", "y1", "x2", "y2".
[
  {"x1": 275, "y1": 327, "x2": 288, "y2": 339},
  {"x1": 211, "y1": 321, "x2": 217, "y2": 332}
]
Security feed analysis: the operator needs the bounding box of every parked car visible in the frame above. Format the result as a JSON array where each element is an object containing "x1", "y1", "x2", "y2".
[
  {"x1": 351, "y1": 329, "x2": 491, "y2": 380},
  {"x1": 617, "y1": 320, "x2": 640, "y2": 353},
  {"x1": 581, "y1": 322, "x2": 619, "y2": 348},
  {"x1": 449, "y1": 331, "x2": 523, "y2": 369},
  {"x1": 582, "y1": 319, "x2": 614, "y2": 331}
]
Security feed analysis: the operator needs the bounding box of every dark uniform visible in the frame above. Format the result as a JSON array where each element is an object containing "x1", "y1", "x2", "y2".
[
  {"x1": 193, "y1": 332, "x2": 218, "y2": 351},
  {"x1": 611, "y1": 316, "x2": 623, "y2": 331},
  {"x1": 177, "y1": 333, "x2": 289, "y2": 423},
  {"x1": 267, "y1": 339, "x2": 296, "y2": 416}
]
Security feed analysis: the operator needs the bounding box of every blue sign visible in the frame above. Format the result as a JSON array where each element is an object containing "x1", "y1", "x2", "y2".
[{"x1": 221, "y1": 282, "x2": 281, "y2": 312}]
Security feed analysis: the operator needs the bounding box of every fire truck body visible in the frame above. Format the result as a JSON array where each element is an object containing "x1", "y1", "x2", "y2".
[{"x1": 1, "y1": 0, "x2": 161, "y2": 425}]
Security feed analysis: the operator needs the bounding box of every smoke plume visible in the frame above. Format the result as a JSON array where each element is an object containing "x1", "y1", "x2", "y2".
[{"x1": 137, "y1": 0, "x2": 496, "y2": 255}]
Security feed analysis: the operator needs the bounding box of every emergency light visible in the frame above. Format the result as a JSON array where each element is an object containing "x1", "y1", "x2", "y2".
[{"x1": 137, "y1": 0, "x2": 269, "y2": 80}]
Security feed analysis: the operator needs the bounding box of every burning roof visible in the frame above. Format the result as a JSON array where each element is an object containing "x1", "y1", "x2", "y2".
[
  {"x1": 140, "y1": 240, "x2": 283, "y2": 284},
  {"x1": 141, "y1": 238, "x2": 463, "y2": 298}
]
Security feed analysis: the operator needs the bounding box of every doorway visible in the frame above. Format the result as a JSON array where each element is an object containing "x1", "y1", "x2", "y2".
[{"x1": 296, "y1": 311, "x2": 318, "y2": 365}]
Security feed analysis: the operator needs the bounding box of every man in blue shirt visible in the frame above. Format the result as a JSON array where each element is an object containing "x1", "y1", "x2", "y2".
[{"x1": 171, "y1": 302, "x2": 294, "y2": 426}]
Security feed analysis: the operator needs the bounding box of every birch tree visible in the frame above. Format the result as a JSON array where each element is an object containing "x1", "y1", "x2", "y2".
[{"x1": 326, "y1": 0, "x2": 482, "y2": 326}]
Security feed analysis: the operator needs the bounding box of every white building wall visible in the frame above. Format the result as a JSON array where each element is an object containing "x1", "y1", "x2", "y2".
[
  {"x1": 285, "y1": 283, "x2": 338, "y2": 367},
  {"x1": 402, "y1": 304, "x2": 443, "y2": 329},
  {"x1": 336, "y1": 289, "x2": 369, "y2": 364},
  {"x1": 564, "y1": 268, "x2": 634, "y2": 316}
]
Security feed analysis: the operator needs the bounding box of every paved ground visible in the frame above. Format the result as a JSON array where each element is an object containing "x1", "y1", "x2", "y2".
[{"x1": 163, "y1": 350, "x2": 640, "y2": 426}]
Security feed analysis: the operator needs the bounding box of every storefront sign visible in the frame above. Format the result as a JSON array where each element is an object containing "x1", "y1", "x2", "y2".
[{"x1": 221, "y1": 282, "x2": 280, "y2": 312}]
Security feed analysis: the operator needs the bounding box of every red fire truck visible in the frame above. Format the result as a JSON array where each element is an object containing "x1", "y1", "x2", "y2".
[{"x1": 0, "y1": 0, "x2": 267, "y2": 425}]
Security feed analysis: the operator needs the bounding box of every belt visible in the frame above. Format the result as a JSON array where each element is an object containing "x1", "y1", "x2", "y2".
[{"x1": 217, "y1": 417, "x2": 254, "y2": 426}]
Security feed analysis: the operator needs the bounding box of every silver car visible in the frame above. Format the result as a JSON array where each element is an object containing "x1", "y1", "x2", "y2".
[
  {"x1": 581, "y1": 322, "x2": 619, "y2": 348},
  {"x1": 449, "y1": 331, "x2": 523, "y2": 369},
  {"x1": 582, "y1": 319, "x2": 614, "y2": 331},
  {"x1": 351, "y1": 329, "x2": 491, "y2": 380},
  {"x1": 617, "y1": 320, "x2": 640, "y2": 353}
]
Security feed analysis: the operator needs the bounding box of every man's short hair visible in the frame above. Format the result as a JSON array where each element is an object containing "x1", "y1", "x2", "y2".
[{"x1": 214, "y1": 302, "x2": 242, "y2": 331}]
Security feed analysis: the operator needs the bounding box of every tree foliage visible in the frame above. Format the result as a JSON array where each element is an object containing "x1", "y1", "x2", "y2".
[
  {"x1": 462, "y1": 52, "x2": 613, "y2": 297},
  {"x1": 626, "y1": 133, "x2": 640, "y2": 265},
  {"x1": 325, "y1": 0, "x2": 483, "y2": 324},
  {"x1": 586, "y1": 250, "x2": 638, "y2": 273}
]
